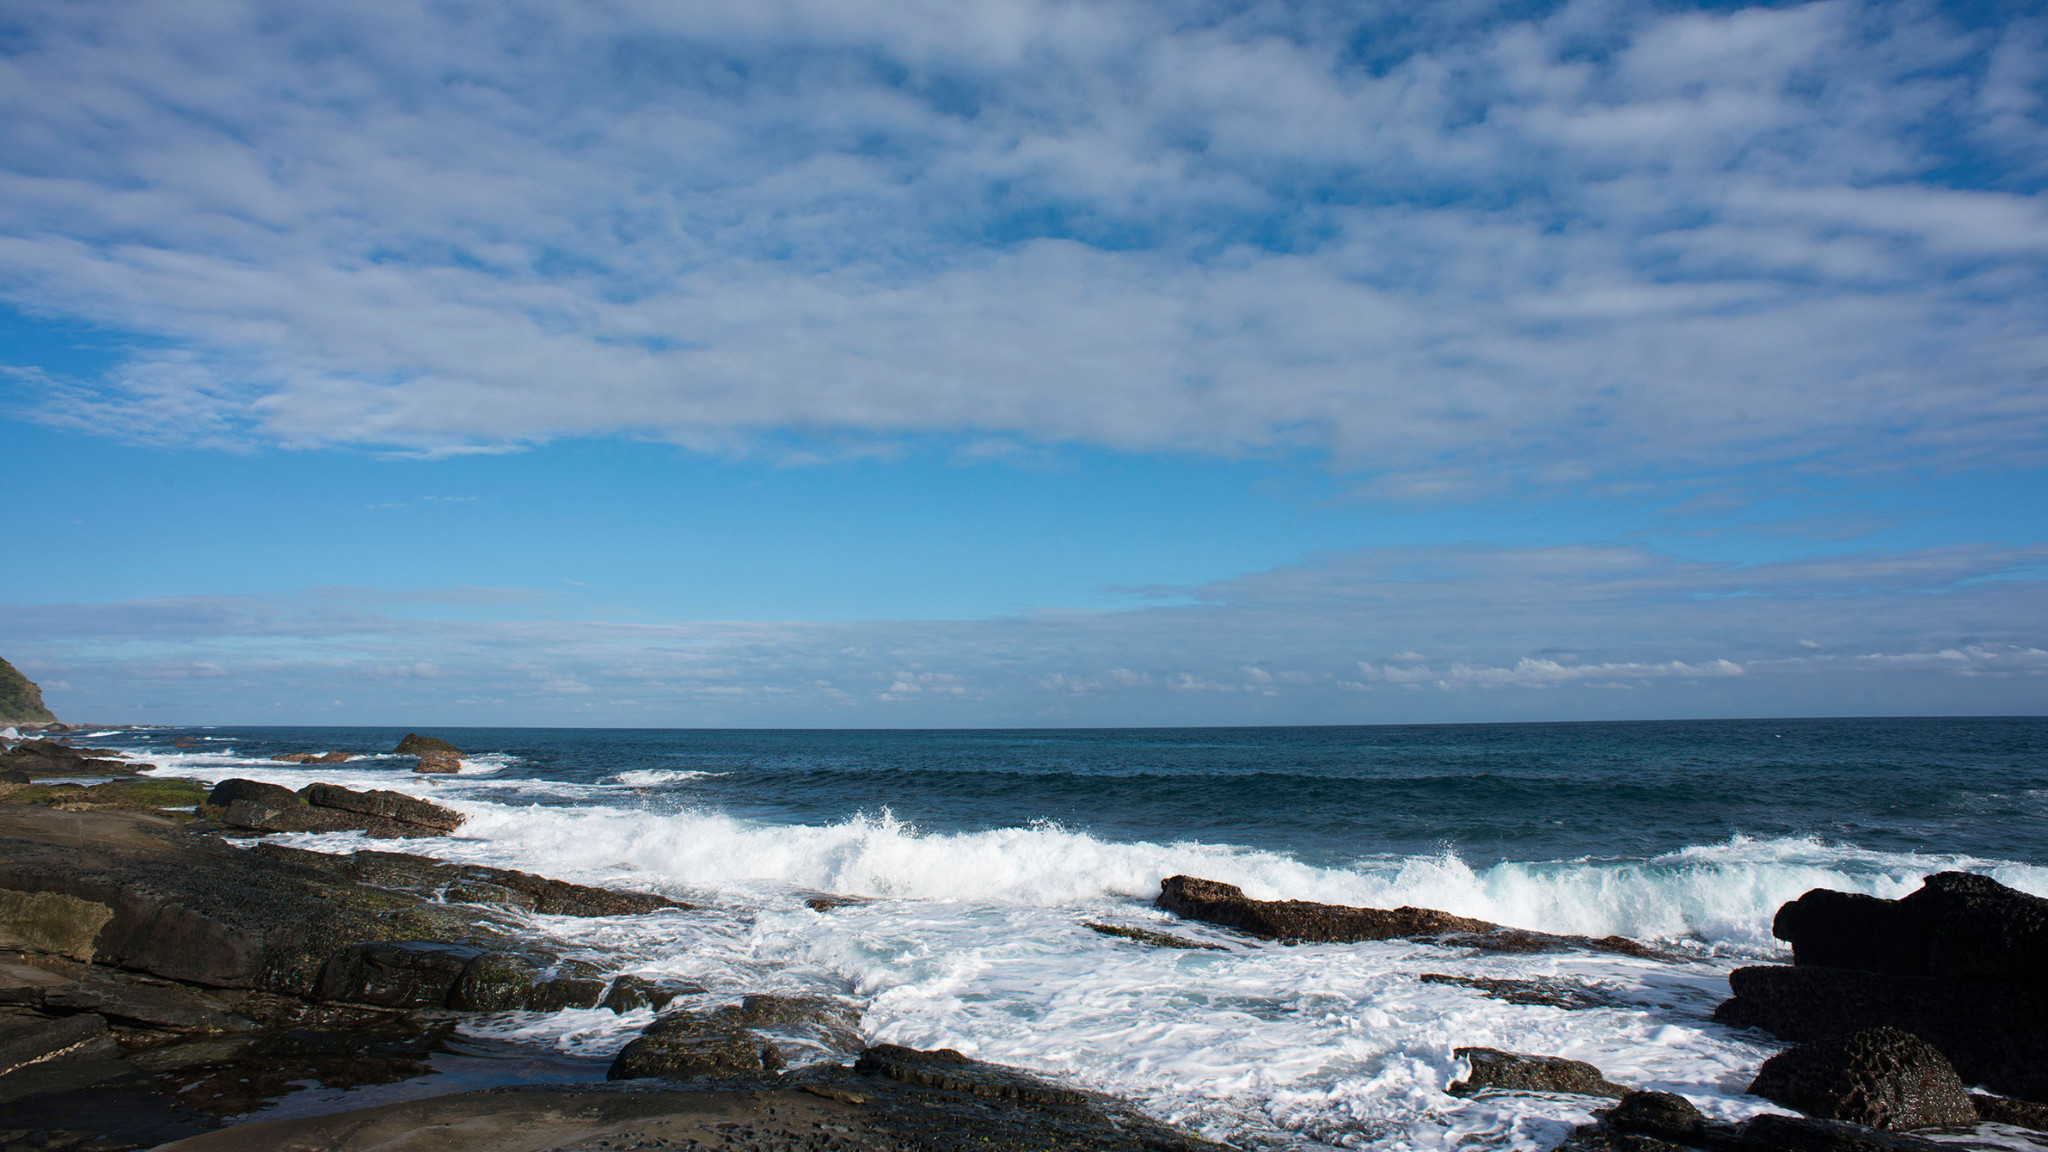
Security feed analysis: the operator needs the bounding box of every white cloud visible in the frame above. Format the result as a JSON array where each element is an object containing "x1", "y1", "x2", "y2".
[{"x1": 0, "y1": 0, "x2": 2040, "y2": 490}]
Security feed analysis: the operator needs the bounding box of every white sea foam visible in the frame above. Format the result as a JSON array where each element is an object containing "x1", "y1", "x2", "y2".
[{"x1": 608, "y1": 769, "x2": 727, "y2": 786}]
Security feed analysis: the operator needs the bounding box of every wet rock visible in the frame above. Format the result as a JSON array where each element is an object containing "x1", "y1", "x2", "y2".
[
  {"x1": 394, "y1": 733, "x2": 461, "y2": 756},
  {"x1": 1448, "y1": 1047, "x2": 1630, "y2": 1098},
  {"x1": 854, "y1": 1043, "x2": 1093, "y2": 1105},
  {"x1": 1420, "y1": 973, "x2": 1626, "y2": 1010},
  {"x1": 1713, "y1": 962, "x2": 2048, "y2": 1102},
  {"x1": 608, "y1": 1010, "x2": 787, "y2": 1079},
  {"x1": 0, "y1": 1010, "x2": 119, "y2": 1076},
  {"x1": 526, "y1": 958, "x2": 608, "y2": 1011},
  {"x1": 1774, "y1": 872, "x2": 2048, "y2": 983},
  {"x1": 1556, "y1": 1097, "x2": 1953, "y2": 1152},
  {"x1": 1737, "y1": 1112, "x2": 1950, "y2": 1152},
  {"x1": 1749, "y1": 1028, "x2": 1977, "y2": 1131},
  {"x1": 250, "y1": 843, "x2": 689, "y2": 917},
  {"x1": 446, "y1": 951, "x2": 541, "y2": 1011},
  {"x1": 1083, "y1": 921, "x2": 1229, "y2": 951},
  {"x1": 732, "y1": 993, "x2": 864, "y2": 1056},
  {"x1": 40, "y1": 974, "x2": 251, "y2": 1032},
  {"x1": 1605, "y1": 1091, "x2": 1708, "y2": 1142},
  {"x1": 1156, "y1": 875, "x2": 1494, "y2": 943},
  {"x1": 299, "y1": 783, "x2": 463, "y2": 832},
  {"x1": 271, "y1": 753, "x2": 317, "y2": 763},
  {"x1": 599, "y1": 974, "x2": 703, "y2": 1014}
]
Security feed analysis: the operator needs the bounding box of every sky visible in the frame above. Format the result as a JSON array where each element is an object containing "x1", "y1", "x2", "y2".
[{"x1": 2, "y1": 0, "x2": 2045, "y2": 727}]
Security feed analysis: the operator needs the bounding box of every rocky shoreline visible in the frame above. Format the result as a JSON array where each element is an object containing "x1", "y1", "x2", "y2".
[{"x1": 2, "y1": 739, "x2": 2047, "y2": 1151}]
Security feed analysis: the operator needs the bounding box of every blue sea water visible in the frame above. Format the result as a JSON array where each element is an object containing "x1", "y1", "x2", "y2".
[{"x1": 70, "y1": 717, "x2": 2048, "y2": 1151}]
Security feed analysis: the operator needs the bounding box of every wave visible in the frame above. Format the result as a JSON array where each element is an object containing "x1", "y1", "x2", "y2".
[
  {"x1": 417, "y1": 804, "x2": 2048, "y2": 953},
  {"x1": 608, "y1": 769, "x2": 728, "y2": 786}
]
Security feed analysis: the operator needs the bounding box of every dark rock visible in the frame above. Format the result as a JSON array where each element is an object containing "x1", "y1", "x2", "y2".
[
  {"x1": 394, "y1": 733, "x2": 462, "y2": 756},
  {"x1": 1750, "y1": 1028, "x2": 1977, "y2": 1131},
  {"x1": 1774, "y1": 872, "x2": 2048, "y2": 982},
  {"x1": 314, "y1": 941, "x2": 484, "y2": 1007},
  {"x1": 0, "y1": 769, "x2": 28, "y2": 785},
  {"x1": 1448, "y1": 1047, "x2": 1630, "y2": 1098},
  {"x1": 854, "y1": 1043, "x2": 1094, "y2": 1105},
  {"x1": 249, "y1": 843, "x2": 689, "y2": 918},
  {"x1": 446, "y1": 951, "x2": 541, "y2": 1011},
  {"x1": 1604, "y1": 1091, "x2": 1706, "y2": 1141},
  {"x1": 0, "y1": 1010, "x2": 119, "y2": 1076},
  {"x1": 523, "y1": 958, "x2": 608, "y2": 1011},
  {"x1": 804, "y1": 892, "x2": 875, "y2": 912},
  {"x1": 1973, "y1": 1093, "x2": 2048, "y2": 1131},
  {"x1": 1156, "y1": 875, "x2": 1494, "y2": 942},
  {"x1": 733, "y1": 993, "x2": 864, "y2": 1056},
  {"x1": 599, "y1": 974, "x2": 702, "y2": 1014},
  {"x1": 1084, "y1": 921, "x2": 1229, "y2": 951},
  {"x1": 1713, "y1": 963, "x2": 2048, "y2": 1101},
  {"x1": 40, "y1": 974, "x2": 251, "y2": 1032},
  {"x1": 1738, "y1": 1112, "x2": 1951, "y2": 1152},
  {"x1": 413, "y1": 750, "x2": 462, "y2": 774},
  {"x1": 0, "y1": 806, "x2": 491, "y2": 992},
  {"x1": 608, "y1": 1009, "x2": 787, "y2": 1079},
  {"x1": 1421, "y1": 973, "x2": 1624, "y2": 1010},
  {"x1": 271, "y1": 753, "x2": 317, "y2": 763},
  {"x1": 0, "y1": 739, "x2": 139, "y2": 778},
  {"x1": 205, "y1": 779, "x2": 303, "y2": 810},
  {"x1": 220, "y1": 799, "x2": 424, "y2": 838},
  {"x1": 300, "y1": 782, "x2": 463, "y2": 832}
]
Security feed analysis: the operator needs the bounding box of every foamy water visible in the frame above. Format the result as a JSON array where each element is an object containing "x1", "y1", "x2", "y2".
[{"x1": 95, "y1": 726, "x2": 2048, "y2": 1151}]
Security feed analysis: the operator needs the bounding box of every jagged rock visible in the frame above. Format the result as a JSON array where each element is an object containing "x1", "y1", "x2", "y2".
[
  {"x1": 40, "y1": 974, "x2": 251, "y2": 1032},
  {"x1": 608, "y1": 1009, "x2": 787, "y2": 1079},
  {"x1": 1156, "y1": 875, "x2": 1494, "y2": 942},
  {"x1": 1714, "y1": 961, "x2": 2048, "y2": 1102},
  {"x1": 413, "y1": 749, "x2": 462, "y2": 774},
  {"x1": 1774, "y1": 872, "x2": 2048, "y2": 982},
  {"x1": 249, "y1": 844, "x2": 689, "y2": 917},
  {"x1": 1605, "y1": 1091, "x2": 1707, "y2": 1142},
  {"x1": 299, "y1": 783, "x2": 463, "y2": 832},
  {"x1": 1448, "y1": 1047, "x2": 1630, "y2": 1098},
  {"x1": 1421, "y1": 973, "x2": 1625, "y2": 1010},
  {"x1": 1084, "y1": 921, "x2": 1229, "y2": 950},
  {"x1": 1739, "y1": 1113, "x2": 1951, "y2": 1152},
  {"x1": 854, "y1": 1044, "x2": 1095, "y2": 1105},
  {"x1": 394, "y1": 734, "x2": 461, "y2": 756},
  {"x1": 1749, "y1": 1028, "x2": 1977, "y2": 1131},
  {"x1": 1557, "y1": 1096, "x2": 1954, "y2": 1152}
]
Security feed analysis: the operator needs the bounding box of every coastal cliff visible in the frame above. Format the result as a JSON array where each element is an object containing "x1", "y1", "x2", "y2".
[{"x1": 0, "y1": 657, "x2": 55, "y2": 727}]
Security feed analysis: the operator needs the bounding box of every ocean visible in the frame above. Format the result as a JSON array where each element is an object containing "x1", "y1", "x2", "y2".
[{"x1": 75, "y1": 718, "x2": 2048, "y2": 1150}]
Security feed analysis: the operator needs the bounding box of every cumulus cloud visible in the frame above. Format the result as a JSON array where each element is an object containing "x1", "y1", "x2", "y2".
[
  {"x1": 0, "y1": 0, "x2": 2042, "y2": 489},
  {"x1": 5, "y1": 539, "x2": 2043, "y2": 724}
]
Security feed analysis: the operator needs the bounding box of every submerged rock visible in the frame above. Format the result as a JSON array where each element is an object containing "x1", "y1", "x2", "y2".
[
  {"x1": 1748, "y1": 1027, "x2": 1976, "y2": 1131},
  {"x1": 1083, "y1": 921, "x2": 1229, "y2": 951},
  {"x1": 1448, "y1": 1046, "x2": 1630, "y2": 1098}
]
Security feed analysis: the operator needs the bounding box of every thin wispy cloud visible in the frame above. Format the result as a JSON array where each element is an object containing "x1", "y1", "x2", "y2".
[
  {"x1": 1, "y1": 0, "x2": 2042, "y2": 492},
  {"x1": 7, "y1": 541, "x2": 2043, "y2": 724}
]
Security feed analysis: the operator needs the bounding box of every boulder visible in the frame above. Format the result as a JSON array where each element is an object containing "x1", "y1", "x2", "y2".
[
  {"x1": 299, "y1": 783, "x2": 463, "y2": 832},
  {"x1": 446, "y1": 951, "x2": 542, "y2": 1011},
  {"x1": 413, "y1": 750, "x2": 462, "y2": 774},
  {"x1": 206, "y1": 779, "x2": 303, "y2": 810},
  {"x1": 526, "y1": 959, "x2": 608, "y2": 1011},
  {"x1": 1774, "y1": 872, "x2": 2048, "y2": 982},
  {"x1": 599, "y1": 975, "x2": 702, "y2": 1014},
  {"x1": 394, "y1": 734, "x2": 461, "y2": 756},
  {"x1": 1715, "y1": 954, "x2": 2048, "y2": 1102},
  {"x1": 1749, "y1": 1028, "x2": 1977, "y2": 1131},
  {"x1": 1156, "y1": 875, "x2": 1493, "y2": 943},
  {"x1": 271, "y1": 754, "x2": 317, "y2": 764},
  {"x1": 608, "y1": 1009, "x2": 787, "y2": 1079},
  {"x1": 1448, "y1": 1047, "x2": 1630, "y2": 1098},
  {"x1": 1603, "y1": 1091, "x2": 1707, "y2": 1143}
]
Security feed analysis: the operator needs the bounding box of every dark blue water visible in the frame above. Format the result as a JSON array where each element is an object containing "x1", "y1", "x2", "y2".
[{"x1": 96, "y1": 717, "x2": 2048, "y2": 868}]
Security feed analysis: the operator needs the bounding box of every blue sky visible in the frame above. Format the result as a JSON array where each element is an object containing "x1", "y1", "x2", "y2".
[{"x1": 2, "y1": 0, "x2": 2045, "y2": 726}]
